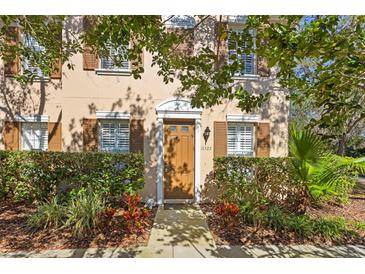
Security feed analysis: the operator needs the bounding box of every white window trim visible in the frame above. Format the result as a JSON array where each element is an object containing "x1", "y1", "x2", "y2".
[
  {"x1": 227, "y1": 122, "x2": 255, "y2": 157},
  {"x1": 21, "y1": 122, "x2": 49, "y2": 151},
  {"x1": 96, "y1": 43, "x2": 132, "y2": 76},
  {"x1": 232, "y1": 74, "x2": 260, "y2": 81},
  {"x1": 95, "y1": 68, "x2": 132, "y2": 76},
  {"x1": 226, "y1": 114, "x2": 259, "y2": 123},
  {"x1": 96, "y1": 111, "x2": 131, "y2": 120},
  {"x1": 98, "y1": 118, "x2": 130, "y2": 153},
  {"x1": 15, "y1": 114, "x2": 49, "y2": 123}
]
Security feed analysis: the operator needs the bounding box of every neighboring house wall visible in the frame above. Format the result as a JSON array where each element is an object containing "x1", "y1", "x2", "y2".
[{"x1": 0, "y1": 16, "x2": 289, "y2": 202}]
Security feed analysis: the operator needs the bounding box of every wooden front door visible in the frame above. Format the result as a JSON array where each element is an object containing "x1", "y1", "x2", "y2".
[{"x1": 163, "y1": 120, "x2": 195, "y2": 200}]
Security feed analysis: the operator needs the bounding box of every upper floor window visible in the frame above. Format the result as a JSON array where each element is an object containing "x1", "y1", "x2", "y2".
[
  {"x1": 164, "y1": 15, "x2": 196, "y2": 29},
  {"x1": 100, "y1": 45, "x2": 129, "y2": 71},
  {"x1": 99, "y1": 119, "x2": 129, "y2": 152},
  {"x1": 23, "y1": 34, "x2": 47, "y2": 78},
  {"x1": 227, "y1": 123, "x2": 254, "y2": 156},
  {"x1": 228, "y1": 30, "x2": 257, "y2": 76},
  {"x1": 21, "y1": 122, "x2": 48, "y2": 151},
  {"x1": 227, "y1": 15, "x2": 248, "y2": 24}
]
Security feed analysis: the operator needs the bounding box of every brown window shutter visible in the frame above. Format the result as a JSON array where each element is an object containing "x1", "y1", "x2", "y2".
[
  {"x1": 257, "y1": 34, "x2": 270, "y2": 77},
  {"x1": 257, "y1": 56, "x2": 270, "y2": 77},
  {"x1": 82, "y1": 118, "x2": 98, "y2": 151},
  {"x1": 50, "y1": 58, "x2": 62, "y2": 79},
  {"x1": 83, "y1": 46, "x2": 98, "y2": 70},
  {"x1": 48, "y1": 122, "x2": 62, "y2": 151},
  {"x1": 82, "y1": 16, "x2": 98, "y2": 71},
  {"x1": 214, "y1": 121, "x2": 227, "y2": 157},
  {"x1": 50, "y1": 29, "x2": 63, "y2": 79},
  {"x1": 3, "y1": 121, "x2": 20, "y2": 150},
  {"x1": 4, "y1": 27, "x2": 20, "y2": 77},
  {"x1": 256, "y1": 122, "x2": 270, "y2": 157},
  {"x1": 129, "y1": 119, "x2": 144, "y2": 153},
  {"x1": 214, "y1": 21, "x2": 228, "y2": 69}
]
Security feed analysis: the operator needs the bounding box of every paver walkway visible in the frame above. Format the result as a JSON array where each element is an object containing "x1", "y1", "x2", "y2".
[{"x1": 1, "y1": 205, "x2": 365, "y2": 258}]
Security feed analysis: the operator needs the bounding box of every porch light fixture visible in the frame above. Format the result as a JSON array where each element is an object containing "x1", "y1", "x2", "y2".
[{"x1": 203, "y1": 126, "x2": 211, "y2": 145}]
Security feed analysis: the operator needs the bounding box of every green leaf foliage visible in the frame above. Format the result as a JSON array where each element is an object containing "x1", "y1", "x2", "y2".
[
  {"x1": 289, "y1": 125, "x2": 364, "y2": 202},
  {"x1": 0, "y1": 151, "x2": 144, "y2": 203}
]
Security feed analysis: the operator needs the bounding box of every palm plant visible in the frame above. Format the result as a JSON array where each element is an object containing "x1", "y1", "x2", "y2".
[
  {"x1": 289, "y1": 124, "x2": 365, "y2": 204},
  {"x1": 289, "y1": 124, "x2": 329, "y2": 182}
]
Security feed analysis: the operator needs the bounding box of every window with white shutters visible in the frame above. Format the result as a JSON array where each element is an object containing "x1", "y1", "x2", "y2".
[
  {"x1": 23, "y1": 34, "x2": 47, "y2": 78},
  {"x1": 21, "y1": 122, "x2": 48, "y2": 151},
  {"x1": 100, "y1": 45, "x2": 129, "y2": 71},
  {"x1": 228, "y1": 30, "x2": 256, "y2": 76},
  {"x1": 227, "y1": 123, "x2": 254, "y2": 156},
  {"x1": 100, "y1": 120, "x2": 129, "y2": 152}
]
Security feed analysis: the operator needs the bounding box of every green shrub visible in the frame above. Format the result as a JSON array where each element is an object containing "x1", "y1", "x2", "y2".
[
  {"x1": 28, "y1": 196, "x2": 66, "y2": 230},
  {"x1": 287, "y1": 215, "x2": 314, "y2": 238},
  {"x1": 13, "y1": 181, "x2": 34, "y2": 202},
  {"x1": 236, "y1": 203, "x2": 359, "y2": 241},
  {"x1": 312, "y1": 217, "x2": 350, "y2": 240},
  {"x1": 266, "y1": 206, "x2": 288, "y2": 232},
  {"x1": 352, "y1": 220, "x2": 365, "y2": 232},
  {"x1": 0, "y1": 151, "x2": 144, "y2": 203},
  {"x1": 214, "y1": 157, "x2": 306, "y2": 212},
  {"x1": 64, "y1": 189, "x2": 106, "y2": 237},
  {"x1": 239, "y1": 201, "x2": 267, "y2": 227}
]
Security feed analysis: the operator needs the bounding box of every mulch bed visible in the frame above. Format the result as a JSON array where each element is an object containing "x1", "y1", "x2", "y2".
[
  {"x1": 201, "y1": 198, "x2": 365, "y2": 246},
  {"x1": 0, "y1": 201, "x2": 156, "y2": 253}
]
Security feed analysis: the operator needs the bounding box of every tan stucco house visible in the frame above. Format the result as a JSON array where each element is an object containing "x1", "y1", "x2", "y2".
[{"x1": 0, "y1": 16, "x2": 289, "y2": 205}]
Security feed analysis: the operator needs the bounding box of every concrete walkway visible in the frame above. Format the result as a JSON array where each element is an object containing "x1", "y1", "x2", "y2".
[
  {"x1": 1, "y1": 245, "x2": 365, "y2": 258},
  {"x1": 137, "y1": 204, "x2": 217, "y2": 258},
  {"x1": 1, "y1": 205, "x2": 365, "y2": 258}
]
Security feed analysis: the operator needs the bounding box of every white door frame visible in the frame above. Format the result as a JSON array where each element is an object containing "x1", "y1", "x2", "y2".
[{"x1": 155, "y1": 99, "x2": 202, "y2": 205}]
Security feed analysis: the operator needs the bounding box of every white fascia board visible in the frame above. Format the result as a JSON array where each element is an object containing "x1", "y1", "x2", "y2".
[{"x1": 96, "y1": 111, "x2": 131, "y2": 120}]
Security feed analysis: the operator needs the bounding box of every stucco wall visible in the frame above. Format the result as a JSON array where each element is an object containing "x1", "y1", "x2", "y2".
[{"x1": 0, "y1": 16, "x2": 289, "y2": 200}]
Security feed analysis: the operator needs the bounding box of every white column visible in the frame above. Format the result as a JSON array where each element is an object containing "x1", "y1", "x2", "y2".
[
  {"x1": 194, "y1": 118, "x2": 201, "y2": 203},
  {"x1": 156, "y1": 117, "x2": 164, "y2": 206}
]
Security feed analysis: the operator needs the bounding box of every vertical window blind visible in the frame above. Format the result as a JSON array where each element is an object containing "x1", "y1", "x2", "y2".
[
  {"x1": 100, "y1": 45, "x2": 129, "y2": 70},
  {"x1": 228, "y1": 30, "x2": 256, "y2": 76},
  {"x1": 21, "y1": 122, "x2": 48, "y2": 151},
  {"x1": 227, "y1": 123, "x2": 254, "y2": 156},
  {"x1": 100, "y1": 120, "x2": 129, "y2": 152}
]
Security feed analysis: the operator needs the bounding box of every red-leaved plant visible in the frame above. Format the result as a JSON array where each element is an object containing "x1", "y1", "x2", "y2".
[
  {"x1": 121, "y1": 193, "x2": 150, "y2": 234},
  {"x1": 98, "y1": 207, "x2": 117, "y2": 229},
  {"x1": 215, "y1": 201, "x2": 240, "y2": 227}
]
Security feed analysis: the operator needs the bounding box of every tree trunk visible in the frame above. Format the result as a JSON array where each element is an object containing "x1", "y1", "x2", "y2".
[{"x1": 337, "y1": 134, "x2": 347, "y2": 156}]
